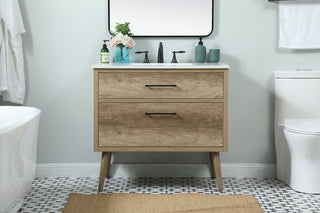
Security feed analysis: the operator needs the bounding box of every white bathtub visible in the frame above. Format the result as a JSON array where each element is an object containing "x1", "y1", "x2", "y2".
[{"x1": 0, "y1": 106, "x2": 41, "y2": 213}]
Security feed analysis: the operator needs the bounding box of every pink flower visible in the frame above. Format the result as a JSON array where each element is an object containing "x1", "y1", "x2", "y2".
[
  {"x1": 126, "y1": 38, "x2": 135, "y2": 48},
  {"x1": 109, "y1": 38, "x2": 118, "y2": 47}
]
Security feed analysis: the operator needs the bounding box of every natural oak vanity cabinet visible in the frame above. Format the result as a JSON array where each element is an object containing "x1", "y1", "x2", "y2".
[{"x1": 93, "y1": 64, "x2": 228, "y2": 192}]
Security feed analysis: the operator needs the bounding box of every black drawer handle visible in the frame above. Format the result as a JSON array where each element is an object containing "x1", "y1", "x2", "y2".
[
  {"x1": 145, "y1": 85, "x2": 176, "y2": 87},
  {"x1": 145, "y1": 113, "x2": 177, "y2": 116}
]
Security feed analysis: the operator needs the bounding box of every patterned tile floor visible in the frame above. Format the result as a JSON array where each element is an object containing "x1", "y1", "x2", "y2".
[{"x1": 18, "y1": 177, "x2": 320, "y2": 213}]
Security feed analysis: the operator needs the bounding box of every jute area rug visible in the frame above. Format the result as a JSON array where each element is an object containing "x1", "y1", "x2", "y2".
[{"x1": 62, "y1": 193, "x2": 263, "y2": 213}]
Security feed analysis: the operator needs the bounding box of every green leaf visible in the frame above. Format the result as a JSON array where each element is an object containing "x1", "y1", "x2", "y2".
[{"x1": 113, "y1": 22, "x2": 134, "y2": 36}]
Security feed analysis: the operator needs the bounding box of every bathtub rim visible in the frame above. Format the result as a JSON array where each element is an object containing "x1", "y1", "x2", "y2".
[{"x1": 0, "y1": 106, "x2": 41, "y2": 134}]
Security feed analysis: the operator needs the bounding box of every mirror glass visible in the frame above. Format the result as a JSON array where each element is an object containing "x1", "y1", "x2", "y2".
[{"x1": 109, "y1": 0, "x2": 213, "y2": 37}]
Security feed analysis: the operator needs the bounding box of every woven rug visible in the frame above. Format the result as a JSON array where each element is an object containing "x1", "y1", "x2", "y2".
[{"x1": 62, "y1": 193, "x2": 263, "y2": 213}]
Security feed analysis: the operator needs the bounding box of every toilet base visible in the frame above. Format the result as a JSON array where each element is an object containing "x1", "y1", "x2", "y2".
[
  {"x1": 284, "y1": 129, "x2": 320, "y2": 194},
  {"x1": 288, "y1": 161, "x2": 320, "y2": 194}
]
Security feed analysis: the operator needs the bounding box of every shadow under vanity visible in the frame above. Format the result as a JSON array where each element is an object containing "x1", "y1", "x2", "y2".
[{"x1": 93, "y1": 63, "x2": 228, "y2": 192}]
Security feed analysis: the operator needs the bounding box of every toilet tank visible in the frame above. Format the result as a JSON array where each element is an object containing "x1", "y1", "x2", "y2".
[{"x1": 275, "y1": 71, "x2": 320, "y2": 126}]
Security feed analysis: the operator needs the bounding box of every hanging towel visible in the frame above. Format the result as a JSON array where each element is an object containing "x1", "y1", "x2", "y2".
[
  {"x1": 279, "y1": 1, "x2": 320, "y2": 49},
  {"x1": 0, "y1": 0, "x2": 26, "y2": 104}
]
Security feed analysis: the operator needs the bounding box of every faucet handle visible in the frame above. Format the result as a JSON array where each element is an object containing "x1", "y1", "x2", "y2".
[
  {"x1": 173, "y1": 51, "x2": 186, "y2": 54},
  {"x1": 135, "y1": 51, "x2": 150, "y2": 63},
  {"x1": 171, "y1": 51, "x2": 186, "y2": 63}
]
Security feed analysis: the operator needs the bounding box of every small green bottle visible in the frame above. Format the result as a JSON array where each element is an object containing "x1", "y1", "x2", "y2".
[
  {"x1": 100, "y1": 40, "x2": 109, "y2": 63},
  {"x1": 195, "y1": 37, "x2": 206, "y2": 63}
]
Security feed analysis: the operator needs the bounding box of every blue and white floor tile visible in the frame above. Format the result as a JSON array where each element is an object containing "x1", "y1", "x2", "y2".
[{"x1": 18, "y1": 177, "x2": 320, "y2": 213}]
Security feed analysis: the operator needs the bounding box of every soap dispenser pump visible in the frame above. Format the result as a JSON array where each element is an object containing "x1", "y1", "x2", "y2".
[
  {"x1": 100, "y1": 40, "x2": 109, "y2": 63},
  {"x1": 195, "y1": 37, "x2": 206, "y2": 63}
]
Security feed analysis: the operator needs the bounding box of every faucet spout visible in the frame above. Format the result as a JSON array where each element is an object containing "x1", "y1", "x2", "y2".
[{"x1": 157, "y1": 42, "x2": 164, "y2": 63}]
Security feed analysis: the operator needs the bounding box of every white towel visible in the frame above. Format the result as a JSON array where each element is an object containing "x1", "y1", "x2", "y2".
[
  {"x1": 279, "y1": 1, "x2": 320, "y2": 49},
  {"x1": 0, "y1": 0, "x2": 26, "y2": 104}
]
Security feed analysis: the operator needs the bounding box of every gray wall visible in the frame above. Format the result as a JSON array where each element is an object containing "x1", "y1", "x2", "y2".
[{"x1": 13, "y1": 0, "x2": 320, "y2": 164}]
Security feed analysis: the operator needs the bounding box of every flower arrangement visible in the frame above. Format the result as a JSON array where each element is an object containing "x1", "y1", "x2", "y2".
[
  {"x1": 110, "y1": 22, "x2": 136, "y2": 63},
  {"x1": 109, "y1": 22, "x2": 135, "y2": 63}
]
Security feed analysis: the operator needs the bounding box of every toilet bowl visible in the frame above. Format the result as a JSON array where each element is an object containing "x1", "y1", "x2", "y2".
[{"x1": 284, "y1": 119, "x2": 320, "y2": 193}]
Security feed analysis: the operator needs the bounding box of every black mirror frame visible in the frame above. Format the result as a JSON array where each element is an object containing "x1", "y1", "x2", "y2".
[{"x1": 108, "y1": 0, "x2": 214, "y2": 38}]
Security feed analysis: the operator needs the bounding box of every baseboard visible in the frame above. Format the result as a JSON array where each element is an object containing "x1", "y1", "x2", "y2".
[{"x1": 36, "y1": 163, "x2": 276, "y2": 178}]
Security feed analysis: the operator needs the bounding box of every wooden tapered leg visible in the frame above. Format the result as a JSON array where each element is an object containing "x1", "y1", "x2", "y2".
[
  {"x1": 210, "y1": 152, "x2": 223, "y2": 192},
  {"x1": 98, "y1": 152, "x2": 112, "y2": 192},
  {"x1": 209, "y1": 152, "x2": 216, "y2": 178}
]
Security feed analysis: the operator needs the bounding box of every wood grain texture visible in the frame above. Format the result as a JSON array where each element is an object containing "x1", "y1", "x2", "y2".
[
  {"x1": 98, "y1": 152, "x2": 112, "y2": 192},
  {"x1": 98, "y1": 98, "x2": 224, "y2": 103},
  {"x1": 94, "y1": 71, "x2": 99, "y2": 151},
  {"x1": 212, "y1": 152, "x2": 223, "y2": 191},
  {"x1": 98, "y1": 102, "x2": 223, "y2": 147},
  {"x1": 93, "y1": 68, "x2": 228, "y2": 192},
  {"x1": 209, "y1": 152, "x2": 216, "y2": 178},
  {"x1": 94, "y1": 146, "x2": 227, "y2": 152},
  {"x1": 98, "y1": 72, "x2": 223, "y2": 99},
  {"x1": 223, "y1": 70, "x2": 228, "y2": 151}
]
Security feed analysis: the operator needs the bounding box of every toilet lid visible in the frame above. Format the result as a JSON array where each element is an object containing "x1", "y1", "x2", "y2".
[{"x1": 285, "y1": 119, "x2": 320, "y2": 134}]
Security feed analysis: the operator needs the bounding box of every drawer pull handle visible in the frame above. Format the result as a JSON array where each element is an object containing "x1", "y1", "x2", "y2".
[
  {"x1": 145, "y1": 113, "x2": 177, "y2": 116},
  {"x1": 145, "y1": 85, "x2": 176, "y2": 87}
]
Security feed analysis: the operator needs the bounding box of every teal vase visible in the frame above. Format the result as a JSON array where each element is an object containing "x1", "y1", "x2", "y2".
[{"x1": 115, "y1": 46, "x2": 129, "y2": 63}]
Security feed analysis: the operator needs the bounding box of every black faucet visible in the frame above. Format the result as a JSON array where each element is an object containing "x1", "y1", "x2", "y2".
[
  {"x1": 157, "y1": 42, "x2": 164, "y2": 63},
  {"x1": 171, "y1": 51, "x2": 186, "y2": 63},
  {"x1": 135, "y1": 51, "x2": 150, "y2": 63}
]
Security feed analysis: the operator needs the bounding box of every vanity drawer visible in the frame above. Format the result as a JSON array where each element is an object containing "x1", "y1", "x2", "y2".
[
  {"x1": 98, "y1": 102, "x2": 224, "y2": 147},
  {"x1": 98, "y1": 72, "x2": 224, "y2": 99}
]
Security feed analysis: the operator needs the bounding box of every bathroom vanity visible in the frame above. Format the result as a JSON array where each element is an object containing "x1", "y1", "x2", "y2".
[{"x1": 93, "y1": 63, "x2": 228, "y2": 192}]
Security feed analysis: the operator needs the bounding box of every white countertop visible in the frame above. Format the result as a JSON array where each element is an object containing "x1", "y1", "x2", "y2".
[{"x1": 92, "y1": 62, "x2": 229, "y2": 69}]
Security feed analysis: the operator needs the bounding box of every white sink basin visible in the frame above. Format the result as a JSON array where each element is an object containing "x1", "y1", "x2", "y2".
[{"x1": 130, "y1": 63, "x2": 193, "y2": 66}]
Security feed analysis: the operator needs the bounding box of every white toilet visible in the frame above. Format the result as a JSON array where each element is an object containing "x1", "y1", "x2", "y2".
[{"x1": 275, "y1": 71, "x2": 320, "y2": 193}]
